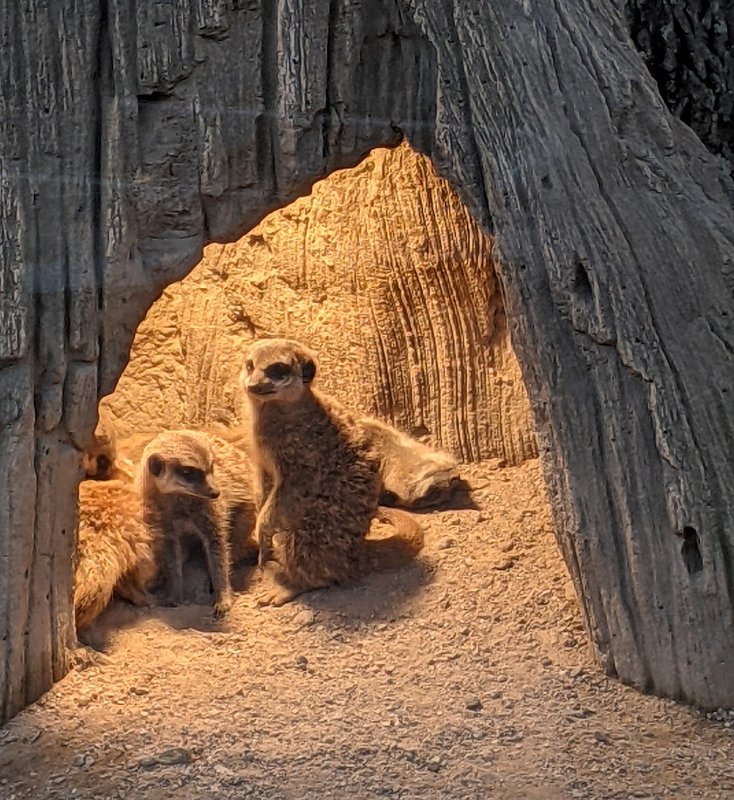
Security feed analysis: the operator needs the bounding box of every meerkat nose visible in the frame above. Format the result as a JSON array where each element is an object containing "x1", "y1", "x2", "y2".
[{"x1": 248, "y1": 382, "x2": 274, "y2": 395}]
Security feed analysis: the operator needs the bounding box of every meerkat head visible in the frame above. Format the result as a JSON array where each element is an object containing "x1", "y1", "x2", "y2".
[
  {"x1": 82, "y1": 445, "x2": 114, "y2": 480},
  {"x1": 82, "y1": 407, "x2": 117, "y2": 480},
  {"x1": 240, "y1": 338, "x2": 317, "y2": 405},
  {"x1": 140, "y1": 431, "x2": 220, "y2": 500}
]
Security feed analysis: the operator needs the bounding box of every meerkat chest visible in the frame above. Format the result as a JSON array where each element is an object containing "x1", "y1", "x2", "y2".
[
  {"x1": 252, "y1": 438, "x2": 278, "y2": 479},
  {"x1": 156, "y1": 495, "x2": 221, "y2": 538}
]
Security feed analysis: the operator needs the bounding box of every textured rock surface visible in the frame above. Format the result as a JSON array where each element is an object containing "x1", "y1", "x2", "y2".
[
  {"x1": 2, "y1": 0, "x2": 734, "y2": 722},
  {"x1": 626, "y1": 0, "x2": 734, "y2": 173},
  {"x1": 107, "y1": 144, "x2": 536, "y2": 465}
]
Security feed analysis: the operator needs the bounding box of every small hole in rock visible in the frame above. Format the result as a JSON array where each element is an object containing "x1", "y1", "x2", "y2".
[
  {"x1": 573, "y1": 261, "x2": 593, "y2": 302},
  {"x1": 680, "y1": 525, "x2": 703, "y2": 575}
]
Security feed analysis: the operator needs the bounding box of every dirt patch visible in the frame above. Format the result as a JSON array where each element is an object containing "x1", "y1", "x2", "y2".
[{"x1": 0, "y1": 460, "x2": 732, "y2": 799}]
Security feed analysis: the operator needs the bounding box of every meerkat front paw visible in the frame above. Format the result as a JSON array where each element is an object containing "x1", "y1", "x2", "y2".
[
  {"x1": 69, "y1": 644, "x2": 111, "y2": 671},
  {"x1": 255, "y1": 584, "x2": 299, "y2": 607},
  {"x1": 141, "y1": 590, "x2": 159, "y2": 608},
  {"x1": 213, "y1": 590, "x2": 234, "y2": 618},
  {"x1": 254, "y1": 568, "x2": 299, "y2": 607},
  {"x1": 256, "y1": 526, "x2": 273, "y2": 571}
]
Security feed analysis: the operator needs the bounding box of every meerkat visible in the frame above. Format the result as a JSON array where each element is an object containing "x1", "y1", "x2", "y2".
[
  {"x1": 359, "y1": 417, "x2": 464, "y2": 509},
  {"x1": 75, "y1": 478, "x2": 158, "y2": 632},
  {"x1": 82, "y1": 405, "x2": 119, "y2": 480},
  {"x1": 137, "y1": 430, "x2": 256, "y2": 617},
  {"x1": 241, "y1": 337, "x2": 424, "y2": 607}
]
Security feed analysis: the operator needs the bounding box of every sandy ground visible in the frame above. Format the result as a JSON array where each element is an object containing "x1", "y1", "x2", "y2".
[{"x1": 0, "y1": 459, "x2": 733, "y2": 800}]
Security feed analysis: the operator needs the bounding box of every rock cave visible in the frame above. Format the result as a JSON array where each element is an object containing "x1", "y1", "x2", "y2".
[{"x1": 2, "y1": 0, "x2": 734, "y2": 796}]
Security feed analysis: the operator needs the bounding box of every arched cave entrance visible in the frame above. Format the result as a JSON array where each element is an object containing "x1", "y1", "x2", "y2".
[
  {"x1": 91, "y1": 141, "x2": 564, "y2": 652},
  {"x1": 61, "y1": 143, "x2": 601, "y2": 785},
  {"x1": 4, "y1": 0, "x2": 734, "y2": 732}
]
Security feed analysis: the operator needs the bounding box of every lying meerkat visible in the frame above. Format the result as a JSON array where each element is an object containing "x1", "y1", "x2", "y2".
[
  {"x1": 359, "y1": 417, "x2": 464, "y2": 509},
  {"x1": 82, "y1": 406, "x2": 118, "y2": 480},
  {"x1": 241, "y1": 337, "x2": 424, "y2": 607},
  {"x1": 75, "y1": 478, "x2": 158, "y2": 632},
  {"x1": 137, "y1": 430, "x2": 256, "y2": 616}
]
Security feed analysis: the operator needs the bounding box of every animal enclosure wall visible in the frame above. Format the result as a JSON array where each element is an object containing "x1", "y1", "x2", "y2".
[
  {"x1": 4, "y1": 0, "x2": 734, "y2": 727},
  {"x1": 106, "y1": 144, "x2": 537, "y2": 466}
]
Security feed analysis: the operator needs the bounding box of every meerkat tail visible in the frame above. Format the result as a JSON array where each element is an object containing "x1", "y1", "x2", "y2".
[{"x1": 362, "y1": 507, "x2": 425, "y2": 572}]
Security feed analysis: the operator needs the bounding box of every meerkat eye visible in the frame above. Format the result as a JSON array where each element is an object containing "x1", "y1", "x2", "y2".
[
  {"x1": 97, "y1": 455, "x2": 110, "y2": 471},
  {"x1": 177, "y1": 466, "x2": 204, "y2": 482},
  {"x1": 148, "y1": 455, "x2": 164, "y2": 477},
  {"x1": 245, "y1": 359, "x2": 254, "y2": 373},
  {"x1": 301, "y1": 359, "x2": 316, "y2": 384},
  {"x1": 265, "y1": 362, "x2": 291, "y2": 381}
]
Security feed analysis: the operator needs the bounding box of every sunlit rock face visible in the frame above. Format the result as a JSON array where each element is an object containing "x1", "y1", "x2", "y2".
[{"x1": 107, "y1": 144, "x2": 536, "y2": 465}]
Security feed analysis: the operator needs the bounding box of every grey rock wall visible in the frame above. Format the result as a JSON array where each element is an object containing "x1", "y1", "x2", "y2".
[{"x1": 1, "y1": 0, "x2": 734, "y2": 721}]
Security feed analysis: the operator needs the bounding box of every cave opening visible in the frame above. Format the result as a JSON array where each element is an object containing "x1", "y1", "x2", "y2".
[{"x1": 76, "y1": 142, "x2": 585, "y2": 692}]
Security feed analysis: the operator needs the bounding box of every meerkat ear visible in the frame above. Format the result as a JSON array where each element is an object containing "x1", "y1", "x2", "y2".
[
  {"x1": 301, "y1": 358, "x2": 316, "y2": 384},
  {"x1": 147, "y1": 454, "x2": 164, "y2": 477}
]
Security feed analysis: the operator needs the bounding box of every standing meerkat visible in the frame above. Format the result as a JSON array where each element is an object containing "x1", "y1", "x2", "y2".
[
  {"x1": 137, "y1": 430, "x2": 256, "y2": 617},
  {"x1": 75, "y1": 479, "x2": 158, "y2": 632},
  {"x1": 359, "y1": 417, "x2": 464, "y2": 509},
  {"x1": 241, "y1": 337, "x2": 424, "y2": 607}
]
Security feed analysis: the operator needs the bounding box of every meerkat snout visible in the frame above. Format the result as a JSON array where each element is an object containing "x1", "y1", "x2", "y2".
[
  {"x1": 242, "y1": 359, "x2": 295, "y2": 397},
  {"x1": 199, "y1": 476, "x2": 220, "y2": 500}
]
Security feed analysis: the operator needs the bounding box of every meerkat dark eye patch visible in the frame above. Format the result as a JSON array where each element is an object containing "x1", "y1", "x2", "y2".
[
  {"x1": 245, "y1": 359, "x2": 254, "y2": 373},
  {"x1": 301, "y1": 359, "x2": 316, "y2": 384},
  {"x1": 97, "y1": 455, "x2": 110, "y2": 471},
  {"x1": 148, "y1": 455, "x2": 164, "y2": 477},
  {"x1": 177, "y1": 466, "x2": 205, "y2": 482},
  {"x1": 265, "y1": 362, "x2": 291, "y2": 381}
]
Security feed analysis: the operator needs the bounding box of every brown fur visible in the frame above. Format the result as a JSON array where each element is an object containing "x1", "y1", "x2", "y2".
[
  {"x1": 210, "y1": 419, "x2": 462, "y2": 510},
  {"x1": 360, "y1": 417, "x2": 462, "y2": 509},
  {"x1": 75, "y1": 479, "x2": 158, "y2": 632},
  {"x1": 241, "y1": 338, "x2": 424, "y2": 607},
  {"x1": 137, "y1": 430, "x2": 256, "y2": 616}
]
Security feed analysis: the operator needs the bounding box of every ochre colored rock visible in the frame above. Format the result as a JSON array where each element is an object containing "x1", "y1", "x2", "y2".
[{"x1": 107, "y1": 144, "x2": 537, "y2": 465}]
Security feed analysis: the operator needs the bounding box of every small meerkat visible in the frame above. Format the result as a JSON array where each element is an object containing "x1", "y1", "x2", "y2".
[
  {"x1": 137, "y1": 430, "x2": 256, "y2": 617},
  {"x1": 82, "y1": 406, "x2": 118, "y2": 480},
  {"x1": 359, "y1": 417, "x2": 464, "y2": 509},
  {"x1": 75, "y1": 478, "x2": 158, "y2": 632},
  {"x1": 241, "y1": 337, "x2": 424, "y2": 607}
]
